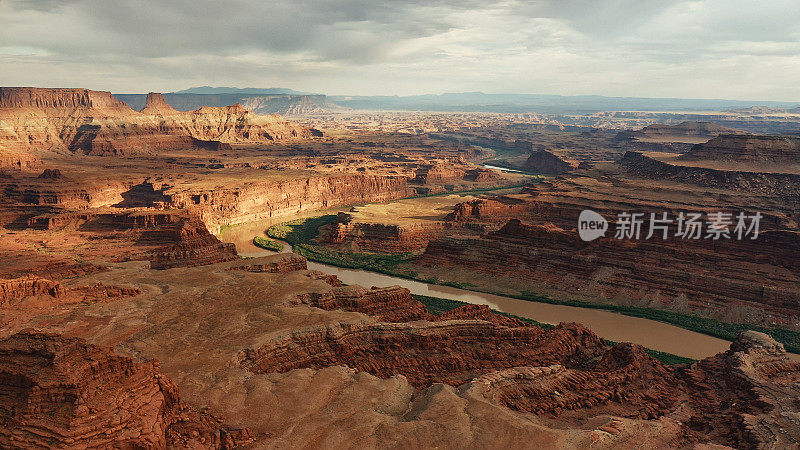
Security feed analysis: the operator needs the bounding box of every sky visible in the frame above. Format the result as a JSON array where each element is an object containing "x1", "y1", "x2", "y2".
[{"x1": 1, "y1": 0, "x2": 799, "y2": 101}]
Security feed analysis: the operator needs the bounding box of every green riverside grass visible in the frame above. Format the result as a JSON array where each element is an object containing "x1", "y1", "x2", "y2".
[
  {"x1": 267, "y1": 214, "x2": 800, "y2": 356},
  {"x1": 252, "y1": 236, "x2": 285, "y2": 252}
]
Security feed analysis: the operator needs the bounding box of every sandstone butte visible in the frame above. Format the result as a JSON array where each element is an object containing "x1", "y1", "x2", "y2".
[{"x1": 0, "y1": 87, "x2": 321, "y2": 161}]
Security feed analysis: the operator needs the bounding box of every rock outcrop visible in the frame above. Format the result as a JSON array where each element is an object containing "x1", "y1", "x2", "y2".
[
  {"x1": 523, "y1": 150, "x2": 578, "y2": 174},
  {"x1": 145, "y1": 215, "x2": 239, "y2": 270},
  {"x1": 412, "y1": 162, "x2": 468, "y2": 184},
  {"x1": 445, "y1": 195, "x2": 532, "y2": 223},
  {"x1": 226, "y1": 253, "x2": 308, "y2": 274},
  {"x1": 0, "y1": 275, "x2": 139, "y2": 305},
  {"x1": 292, "y1": 285, "x2": 431, "y2": 322},
  {"x1": 0, "y1": 332, "x2": 253, "y2": 449},
  {"x1": 319, "y1": 212, "x2": 439, "y2": 252},
  {"x1": 0, "y1": 276, "x2": 65, "y2": 302}
]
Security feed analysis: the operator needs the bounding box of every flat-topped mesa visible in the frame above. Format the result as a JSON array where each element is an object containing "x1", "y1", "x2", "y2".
[
  {"x1": 635, "y1": 121, "x2": 744, "y2": 139},
  {"x1": 680, "y1": 134, "x2": 800, "y2": 163},
  {"x1": 0, "y1": 87, "x2": 131, "y2": 110}
]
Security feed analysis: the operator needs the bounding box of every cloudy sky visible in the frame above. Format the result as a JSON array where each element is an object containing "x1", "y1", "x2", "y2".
[{"x1": 1, "y1": 0, "x2": 799, "y2": 100}]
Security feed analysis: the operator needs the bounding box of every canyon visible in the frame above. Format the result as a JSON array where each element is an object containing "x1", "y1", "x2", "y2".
[{"x1": 2, "y1": 85, "x2": 800, "y2": 448}]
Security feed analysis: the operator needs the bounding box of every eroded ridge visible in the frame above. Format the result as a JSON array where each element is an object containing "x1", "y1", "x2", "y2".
[{"x1": 240, "y1": 284, "x2": 800, "y2": 448}]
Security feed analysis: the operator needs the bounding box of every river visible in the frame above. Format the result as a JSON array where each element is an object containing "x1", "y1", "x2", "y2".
[
  {"x1": 480, "y1": 163, "x2": 528, "y2": 173},
  {"x1": 220, "y1": 217, "x2": 741, "y2": 360}
]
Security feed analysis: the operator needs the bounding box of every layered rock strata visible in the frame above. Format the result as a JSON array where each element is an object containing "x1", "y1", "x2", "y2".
[
  {"x1": 240, "y1": 283, "x2": 800, "y2": 448},
  {"x1": 421, "y1": 217, "x2": 800, "y2": 327},
  {"x1": 239, "y1": 320, "x2": 606, "y2": 389},
  {"x1": 226, "y1": 253, "x2": 308, "y2": 274},
  {"x1": 162, "y1": 174, "x2": 413, "y2": 231},
  {"x1": 0, "y1": 275, "x2": 139, "y2": 304},
  {"x1": 145, "y1": 216, "x2": 238, "y2": 269},
  {"x1": 0, "y1": 332, "x2": 253, "y2": 449},
  {"x1": 319, "y1": 212, "x2": 442, "y2": 252}
]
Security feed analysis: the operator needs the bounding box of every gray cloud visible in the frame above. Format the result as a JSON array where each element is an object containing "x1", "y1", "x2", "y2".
[{"x1": 0, "y1": 0, "x2": 798, "y2": 100}]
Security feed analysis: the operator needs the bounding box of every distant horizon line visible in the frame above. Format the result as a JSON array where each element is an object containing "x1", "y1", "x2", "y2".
[{"x1": 3, "y1": 85, "x2": 800, "y2": 106}]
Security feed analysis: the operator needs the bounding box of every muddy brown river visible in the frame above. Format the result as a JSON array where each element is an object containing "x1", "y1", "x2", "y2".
[{"x1": 219, "y1": 216, "x2": 747, "y2": 360}]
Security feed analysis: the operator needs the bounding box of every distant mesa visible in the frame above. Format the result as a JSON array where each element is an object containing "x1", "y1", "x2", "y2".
[
  {"x1": 724, "y1": 105, "x2": 793, "y2": 115},
  {"x1": 115, "y1": 87, "x2": 343, "y2": 116},
  {"x1": 616, "y1": 121, "x2": 746, "y2": 145},
  {"x1": 173, "y1": 86, "x2": 315, "y2": 95},
  {"x1": 680, "y1": 134, "x2": 800, "y2": 163},
  {"x1": 633, "y1": 121, "x2": 745, "y2": 140}
]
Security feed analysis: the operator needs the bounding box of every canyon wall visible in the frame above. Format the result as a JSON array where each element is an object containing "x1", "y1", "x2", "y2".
[
  {"x1": 421, "y1": 217, "x2": 800, "y2": 328},
  {"x1": 161, "y1": 173, "x2": 413, "y2": 231},
  {"x1": 3, "y1": 170, "x2": 413, "y2": 232}
]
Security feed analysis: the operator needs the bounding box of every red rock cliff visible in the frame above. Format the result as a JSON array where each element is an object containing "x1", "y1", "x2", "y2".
[{"x1": 0, "y1": 87, "x2": 319, "y2": 164}]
